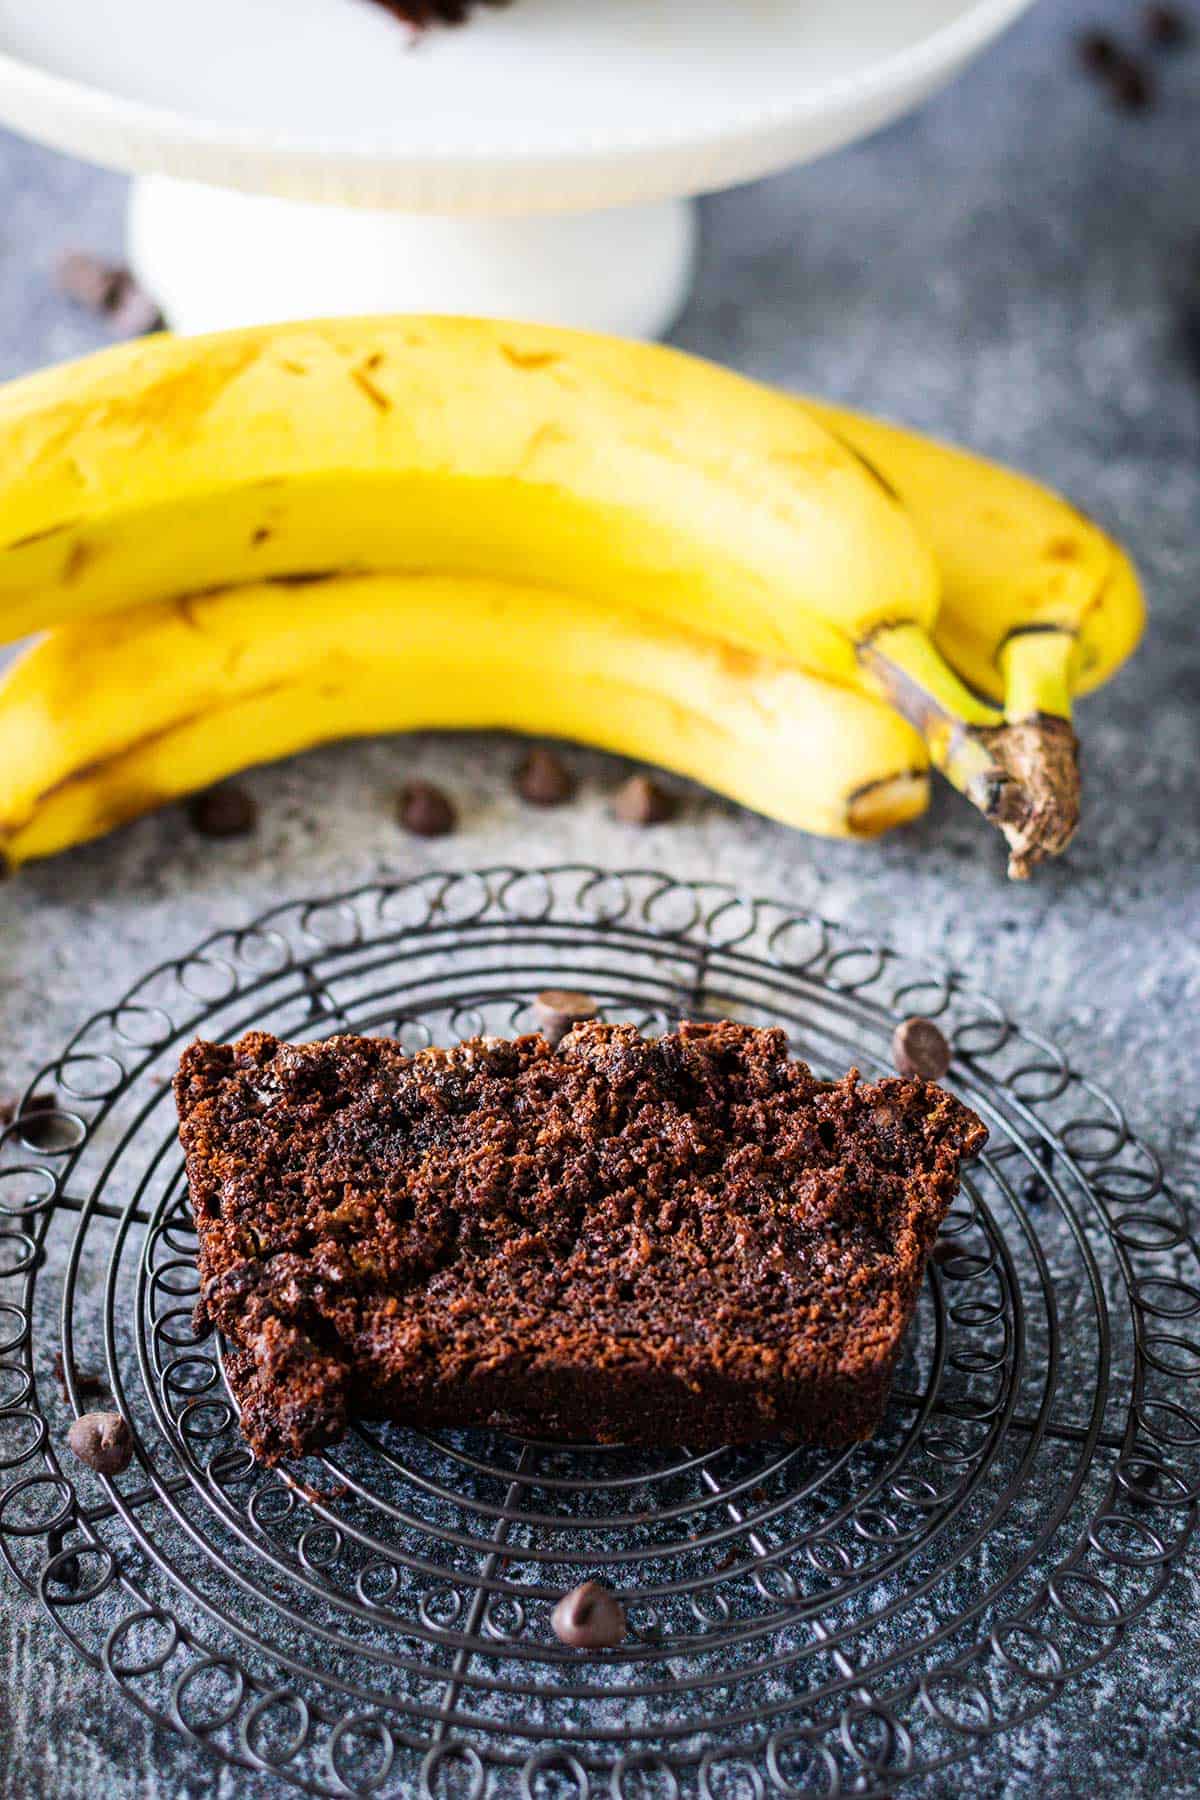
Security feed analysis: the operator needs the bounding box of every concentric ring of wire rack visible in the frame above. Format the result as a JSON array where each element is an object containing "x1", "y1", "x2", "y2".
[{"x1": 0, "y1": 866, "x2": 1196, "y2": 1799}]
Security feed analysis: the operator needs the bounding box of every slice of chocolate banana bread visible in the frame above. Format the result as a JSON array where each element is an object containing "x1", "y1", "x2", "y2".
[{"x1": 175, "y1": 1021, "x2": 985, "y2": 1463}]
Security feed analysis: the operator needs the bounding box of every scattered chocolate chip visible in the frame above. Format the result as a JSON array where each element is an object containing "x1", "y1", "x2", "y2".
[
  {"x1": 1037, "y1": 1140, "x2": 1054, "y2": 1169},
  {"x1": 516, "y1": 747, "x2": 576, "y2": 807},
  {"x1": 397, "y1": 780, "x2": 457, "y2": 837},
  {"x1": 891, "y1": 1017, "x2": 952, "y2": 1082},
  {"x1": 1110, "y1": 56, "x2": 1155, "y2": 108},
  {"x1": 1078, "y1": 28, "x2": 1122, "y2": 72},
  {"x1": 53, "y1": 1349, "x2": 106, "y2": 1403},
  {"x1": 187, "y1": 784, "x2": 258, "y2": 840},
  {"x1": 1144, "y1": 5, "x2": 1190, "y2": 46},
  {"x1": 613, "y1": 773, "x2": 676, "y2": 825},
  {"x1": 551, "y1": 1580, "x2": 626, "y2": 1649},
  {"x1": 534, "y1": 989, "x2": 598, "y2": 1048},
  {"x1": 56, "y1": 250, "x2": 126, "y2": 314},
  {"x1": 1022, "y1": 1173, "x2": 1050, "y2": 1205},
  {"x1": 46, "y1": 1523, "x2": 80, "y2": 1592},
  {"x1": 106, "y1": 271, "x2": 165, "y2": 338},
  {"x1": 931, "y1": 1236, "x2": 959, "y2": 1267},
  {"x1": 66, "y1": 1411, "x2": 133, "y2": 1477},
  {"x1": 55, "y1": 255, "x2": 164, "y2": 335}
]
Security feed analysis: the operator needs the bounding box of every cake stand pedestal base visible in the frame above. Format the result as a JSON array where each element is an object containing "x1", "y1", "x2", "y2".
[{"x1": 127, "y1": 176, "x2": 698, "y2": 340}]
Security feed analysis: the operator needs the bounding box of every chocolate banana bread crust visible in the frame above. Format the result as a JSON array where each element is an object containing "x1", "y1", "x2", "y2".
[{"x1": 175, "y1": 1022, "x2": 986, "y2": 1463}]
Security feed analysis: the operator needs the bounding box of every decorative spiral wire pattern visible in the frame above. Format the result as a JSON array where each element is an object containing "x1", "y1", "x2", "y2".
[{"x1": 0, "y1": 866, "x2": 1195, "y2": 1797}]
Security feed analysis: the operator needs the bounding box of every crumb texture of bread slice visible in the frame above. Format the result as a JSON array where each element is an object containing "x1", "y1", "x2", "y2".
[{"x1": 174, "y1": 1021, "x2": 986, "y2": 1462}]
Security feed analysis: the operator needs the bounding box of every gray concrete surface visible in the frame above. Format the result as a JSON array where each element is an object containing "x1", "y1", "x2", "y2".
[{"x1": 0, "y1": 0, "x2": 1198, "y2": 1794}]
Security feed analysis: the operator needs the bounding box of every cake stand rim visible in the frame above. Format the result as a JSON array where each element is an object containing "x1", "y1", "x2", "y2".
[{"x1": 0, "y1": 0, "x2": 1037, "y2": 212}]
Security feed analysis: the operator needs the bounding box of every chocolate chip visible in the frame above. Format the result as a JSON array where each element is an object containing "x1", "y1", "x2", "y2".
[
  {"x1": 931, "y1": 1236, "x2": 958, "y2": 1267},
  {"x1": 613, "y1": 774, "x2": 676, "y2": 825},
  {"x1": 1144, "y1": 5, "x2": 1190, "y2": 46},
  {"x1": 46, "y1": 1524, "x2": 81, "y2": 1592},
  {"x1": 1022, "y1": 1173, "x2": 1050, "y2": 1205},
  {"x1": 187, "y1": 784, "x2": 258, "y2": 840},
  {"x1": 55, "y1": 255, "x2": 163, "y2": 334},
  {"x1": 106, "y1": 271, "x2": 165, "y2": 338},
  {"x1": 516, "y1": 747, "x2": 576, "y2": 807},
  {"x1": 1077, "y1": 29, "x2": 1121, "y2": 73},
  {"x1": 551, "y1": 1580, "x2": 626, "y2": 1649},
  {"x1": 1109, "y1": 56, "x2": 1155, "y2": 108},
  {"x1": 56, "y1": 251, "x2": 126, "y2": 313},
  {"x1": 66, "y1": 1411, "x2": 133, "y2": 1477},
  {"x1": 891, "y1": 1017, "x2": 951, "y2": 1082},
  {"x1": 397, "y1": 780, "x2": 457, "y2": 837},
  {"x1": 534, "y1": 989, "x2": 598, "y2": 1048}
]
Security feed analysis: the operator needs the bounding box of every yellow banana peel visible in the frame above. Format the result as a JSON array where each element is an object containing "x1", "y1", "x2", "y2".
[
  {"x1": 802, "y1": 398, "x2": 1145, "y2": 716},
  {"x1": 0, "y1": 573, "x2": 930, "y2": 869}
]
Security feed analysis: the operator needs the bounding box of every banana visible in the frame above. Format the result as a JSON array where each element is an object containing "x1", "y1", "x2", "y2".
[
  {"x1": 0, "y1": 316, "x2": 1071, "y2": 872},
  {"x1": 0, "y1": 573, "x2": 930, "y2": 869},
  {"x1": 802, "y1": 399, "x2": 1145, "y2": 858}
]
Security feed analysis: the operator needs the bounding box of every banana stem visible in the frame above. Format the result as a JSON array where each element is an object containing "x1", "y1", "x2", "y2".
[
  {"x1": 1000, "y1": 626, "x2": 1078, "y2": 723},
  {"x1": 860, "y1": 621, "x2": 1080, "y2": 880}
]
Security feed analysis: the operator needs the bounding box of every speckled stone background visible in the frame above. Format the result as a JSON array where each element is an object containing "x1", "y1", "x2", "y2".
[{"x1": 1, "y1": 0, "x2": 1198, "y2": 1794}]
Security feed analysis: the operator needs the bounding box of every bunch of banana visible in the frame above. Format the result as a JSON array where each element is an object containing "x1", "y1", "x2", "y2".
[{"x1": 0, "y1": 317, "x2": 1142, "y2": 875}]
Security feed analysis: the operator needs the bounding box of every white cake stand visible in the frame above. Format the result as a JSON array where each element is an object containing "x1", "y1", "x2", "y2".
[{"x1": 0, "y1": 0, "x2": 1035, "y2": 337}]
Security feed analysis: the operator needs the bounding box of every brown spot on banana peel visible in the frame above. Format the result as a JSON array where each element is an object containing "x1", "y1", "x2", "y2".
[
  {"x1": 7, "y1": 517, "x2": 84, "y2": 551},
  {"x1": 350, "y1": 364, "x2": 391, "y2": 413},
  {"x1": 175, "y1": 594, "x2": 206, "y2": 633},
  {"x1": 1045, "y1": 535, "x2": 1083, "y2": 564},
  {"x1": 63, "y1": 540, "x2": 96, "y2": 584},
  {"x1": 811, "y1": 425, "x2": 905, "y2": 508},
  {"x1": 499, "y1": 345, "x2": 562, "y2": 372}
]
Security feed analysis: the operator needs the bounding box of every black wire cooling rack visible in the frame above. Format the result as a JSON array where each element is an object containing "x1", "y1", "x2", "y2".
[{"x1": 1, "y1": 865, "x2": 1197, "y2": 1798}]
